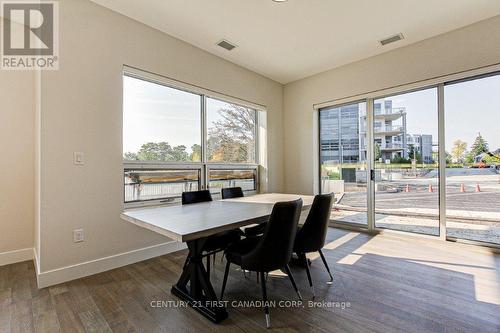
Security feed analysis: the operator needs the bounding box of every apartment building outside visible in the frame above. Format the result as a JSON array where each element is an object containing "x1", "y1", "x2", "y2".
[{"x1": 320, "y1": 100, "x2": 434, "y2": 165}]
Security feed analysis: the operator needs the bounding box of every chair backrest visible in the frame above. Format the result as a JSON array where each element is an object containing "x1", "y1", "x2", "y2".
[
  {"x1": 241, "y1": 198, "x2": 303, "y2": 272},
  {"x1": 181, "y1": 190, "x2": 213, "y2": 205},
  {"x1": 294, "y1": 193, "x2": 334, "y2": 253},
  {"x1": 221, "y1": 187, "x2": 244, "y2": 199}
]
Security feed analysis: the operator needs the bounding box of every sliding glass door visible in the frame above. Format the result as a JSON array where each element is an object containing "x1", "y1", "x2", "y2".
[
  {"x1": 444, "y1": 75, "x2": 500, "y2": 245},
  {"x1": 319, "y1": 102, "x2": 368, "y2": 226},
  {"x1": 372, "y1": 88, "x2": 440, "y2": 235},
  {"x1": 319, "y1": 71, "x2": 500, "y2": 246}
]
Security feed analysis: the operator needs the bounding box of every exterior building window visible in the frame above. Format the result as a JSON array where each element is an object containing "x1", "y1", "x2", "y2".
[{"x1": 123, "y1": 73, "x2": 259, "y2": 205}]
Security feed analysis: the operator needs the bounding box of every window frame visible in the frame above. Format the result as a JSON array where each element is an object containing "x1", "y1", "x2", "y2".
[
  {"x1": 123, "y1": 68, "x2": 262, "y2": 208},
  {"x1": 316, "y1": 65, "x2": 500, "y2": 248}
]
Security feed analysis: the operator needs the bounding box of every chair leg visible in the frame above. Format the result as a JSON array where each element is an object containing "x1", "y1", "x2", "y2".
[
  {"x1": 259, "y1": 271, "x2": 270, "y2": 329},
  {"x1": 301, "y1": 253, "x2": 315, "y2": 299},
  {"x1": 318, "y1": 249, "x2": 333, "y2": 284},
  {"x1": 220, "y1": 261, "x2": 231, "y2": 300},
  {"x1": 284, "y1": 264, "x2": 302, "y2": 301}
]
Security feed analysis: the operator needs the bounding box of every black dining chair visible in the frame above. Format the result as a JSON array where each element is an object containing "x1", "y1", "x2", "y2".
[
  {"x1": 293, "y1": 193, "x2": 335, "y2": 298},
  {"x1": 181, "y1": 189, "x2": 213, "y2": 205},
  {"x1": 221, "y1": 187, "x2": 263, "y2": 234},
  {"x1": 221, "y1": 187, "x2": 244, "y2": 199},
  {"x1": 220, "y1": 199, "x2": 303, "y2": 328},
  {"x1": 221, "y1": 187, "x2": 267, "y2": 238},
  {"x1": 181, "y1": 190, "x2": 242, "y2": 276}
]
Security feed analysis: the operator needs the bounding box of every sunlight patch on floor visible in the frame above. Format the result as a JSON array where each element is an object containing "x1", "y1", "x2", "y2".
[
  {"x1": 323, "y1": 232, "x2": 360, "y2": 250},
  {"x1": 326, "y1": 231, "x2": 500, "y2": 305},
  {"x1": 337, "y1": 253, "x2": 363, "y2": 265}
]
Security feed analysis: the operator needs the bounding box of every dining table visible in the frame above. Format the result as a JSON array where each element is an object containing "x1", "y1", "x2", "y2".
[{"x1": 120, "y1": 193, "x2": 314, "y2": 323}]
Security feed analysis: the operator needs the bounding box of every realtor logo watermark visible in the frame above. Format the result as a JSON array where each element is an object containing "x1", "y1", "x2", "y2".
[{"x1": 1, "y1": 1, "x2": 59, "y2": 70}]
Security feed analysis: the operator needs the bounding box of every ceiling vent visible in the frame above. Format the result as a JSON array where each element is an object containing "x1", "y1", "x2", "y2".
[
  {"x1": 216, "y1": 39, "x2": 237, "y2": 51},
  {"x1": 379, "y1": 33, "x2": 404, "y2": 46}
]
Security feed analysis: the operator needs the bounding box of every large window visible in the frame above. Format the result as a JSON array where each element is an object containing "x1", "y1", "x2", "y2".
[
  {"x1": 124, "y1": 169, "x2": 200, "y2": 203},
  {"x1": 445, "y1": 75, "x2": 500, "y2": 245},
  {"x1": 123, "y1": 73, "x2": 259, "y2": 204},
  {"x1": 318, "y1": 70, "x2": 500, "y2": 246},
  {"x1": 123, "y1": 76, "x2": 202, "y2": 162},
  {"x1": 373, "y1": 88, "x2": 439, "y2": 236},
  {"x1": 208, "y1": 168, "x2": 257, "y2": 195},
  {"x1": 319, "y1": 102, "x2": 368, "y2": 225},
  {"x1": 207, "y1": 98, "x2": 256, "y2": 163}
]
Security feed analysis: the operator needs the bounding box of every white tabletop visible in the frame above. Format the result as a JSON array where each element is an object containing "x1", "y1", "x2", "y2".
[{"x1": 121, "y1": 193, "x2": 314, "y2": 242}]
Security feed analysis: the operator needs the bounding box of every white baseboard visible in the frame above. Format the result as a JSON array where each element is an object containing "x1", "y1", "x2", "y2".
[
  {"x1": 0, "y1": 248, "x2": 34, "y2": 267},
  {"x1": 36, "y1": 241, "x2": 186, "y2": 288}
]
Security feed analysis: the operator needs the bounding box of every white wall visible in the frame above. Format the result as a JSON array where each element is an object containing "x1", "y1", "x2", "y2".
[
  {"x1": 0, "y1": 18, "x2": 35, "y2": 266},
  {"x1": 283, "y1": 15, "x2": 500, "y2": 195},
  {"x1": 36, "y1": 0, "x2": 284, "y2": 283}
]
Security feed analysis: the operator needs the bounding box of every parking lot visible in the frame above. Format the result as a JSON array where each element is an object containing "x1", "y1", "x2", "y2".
[{"x1": 333, "y1": 167, "x2": 500, "y2": 243}]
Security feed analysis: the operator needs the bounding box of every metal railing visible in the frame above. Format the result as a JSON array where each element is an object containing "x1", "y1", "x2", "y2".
[
  {"x1": 375, "y1": 125, "x2": 404, "y2": 133},
  {"x1": 125, "y1": 181, "x2": 199, "y2": 202}
]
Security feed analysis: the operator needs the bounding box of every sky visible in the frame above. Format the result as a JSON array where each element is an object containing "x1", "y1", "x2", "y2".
[
  {"x1": 123, "y1": 76, "x2": 230, "y2": 154},
  {"x1": 444, "y1": 75, "x2": 500, "y2": 152},
  {"x1": 124, "y1": 73, "x2": 500, "y2": 155},
  {"x1": 380, "y1": 74, "x2": 500, "y2": 152}
]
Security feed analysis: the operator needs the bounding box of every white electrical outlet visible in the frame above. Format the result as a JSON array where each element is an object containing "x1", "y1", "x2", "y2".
[{"x1": 73, "y1": 229, "x2": 84, "y2": 243}]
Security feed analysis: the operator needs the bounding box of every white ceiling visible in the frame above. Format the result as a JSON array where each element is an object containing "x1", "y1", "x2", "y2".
[{"x1": 91, "y1": 0, "x2": 500, "y2": 84}]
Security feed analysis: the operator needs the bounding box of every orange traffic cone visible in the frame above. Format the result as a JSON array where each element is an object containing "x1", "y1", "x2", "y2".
[
  {"x1": 405, "y1": 184, "x2": 410, "y2": 192},
  {"x1": 475, "y1": 184, "x2": 481, "y2": 192},
  {"x1": 460, "y1": 183, "x2": 465, "y2": 193},
  {"x1": 428, "y1": 184, "x2": 434, "y2": 193}
]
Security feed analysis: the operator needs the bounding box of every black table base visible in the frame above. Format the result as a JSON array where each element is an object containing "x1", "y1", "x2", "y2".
[{"x1": 171, "y1": 238, "x2": 228, "y2": 323}]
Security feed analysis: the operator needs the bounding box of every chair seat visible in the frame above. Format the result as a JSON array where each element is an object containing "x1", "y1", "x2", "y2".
[
  {"x1": 203, "y1": 229, "x2": 242, "y2": 253},
  {"x1": 225, "y1": 236, "x2": 262, "y2": 266}
]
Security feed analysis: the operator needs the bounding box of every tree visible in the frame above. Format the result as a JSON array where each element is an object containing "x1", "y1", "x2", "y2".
[
  {"x1": 407, "y1": 145, "x2": 423, "y2": 163},
  {"x1": 469, "y1": 133, "x2": 489, "y2": 159},
  {"x1": 451, "y1": 139, "x2": 467, "y2": 163},
  {"x1": 207, "y1": 104, "x2": 256, "y2": 162},
  {"x1": 170, "y1": 145, "x2": 189, "y2": 161},
  {"x1": 374, "y1": 143, "x2": 381, "y2": 161},
  {"x1": 123, "y1": 141, "x2": 191, "y2": 162},
  {"x1": 190, "y1": 144, "x2": 201, "y2": 161},
  {"x1": 124, "y1": 104, "x2": 256, "y2": 163},
  {"x1": 445, "y1": 151, "x2": 452, "y2": 165},
  {"x1": 124, "y1": 152, "x2": 139, "y2": 160}
]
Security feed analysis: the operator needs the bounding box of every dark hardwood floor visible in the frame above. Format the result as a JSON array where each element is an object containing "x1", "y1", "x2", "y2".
[{"x1": 1, "y1": 228, "x2": 499, "y2": 332}]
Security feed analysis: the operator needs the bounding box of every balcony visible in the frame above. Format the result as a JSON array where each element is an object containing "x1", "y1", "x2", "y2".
[
  {"x1": 374, "y1": 107, "x2": 406, "y2": 121},
  {"x1": 374, "y1": 125, "x2": 405, "y2": 136},
  {"x1": 380, "y1": 143, "x2": 405, "y2": 151}
]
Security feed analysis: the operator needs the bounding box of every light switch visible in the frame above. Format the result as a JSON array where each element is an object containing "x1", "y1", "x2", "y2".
[
  {"x1": 73, "y1": 229, "x2": 84, "y2": 243},
  {"x1": 74, "y1": 152, "x2": 84, "y2": 165}
]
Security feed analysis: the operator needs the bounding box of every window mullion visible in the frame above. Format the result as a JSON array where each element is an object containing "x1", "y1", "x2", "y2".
[{"x1": 201, "y1": 95, "x2": 208, "y2": 190}]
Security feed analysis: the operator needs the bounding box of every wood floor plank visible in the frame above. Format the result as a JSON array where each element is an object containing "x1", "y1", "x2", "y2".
[
  {"x1": 33, "y1": 310, "x2": 61, "y2": 333},
  {"x1": 51, "y1": 292, "x2": 86, "y2": 333},
  {"x1": 1, "y1": 228, "x2": 499, "y2": 332}
]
